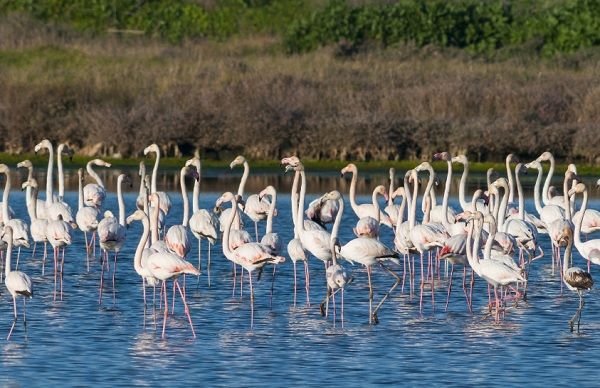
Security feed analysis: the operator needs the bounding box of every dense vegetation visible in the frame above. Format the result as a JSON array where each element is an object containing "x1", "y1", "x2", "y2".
[{"x1": 1, "y1": 1, "x2": 600, "y2": 164}]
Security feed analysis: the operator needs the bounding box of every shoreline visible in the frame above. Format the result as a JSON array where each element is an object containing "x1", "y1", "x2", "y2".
[{"x1": 4, "y1": 153, "x2": 599, "y2": 176}]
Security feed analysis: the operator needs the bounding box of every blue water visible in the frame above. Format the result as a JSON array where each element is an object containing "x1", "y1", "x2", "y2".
[{"x1": 1, "y1": 188, "x2": 600, "y2": 386}]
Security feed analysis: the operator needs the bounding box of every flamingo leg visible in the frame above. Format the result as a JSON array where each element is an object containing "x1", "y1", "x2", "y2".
[
  {"x1": 175, "y1": 280, "x2": 196, "y2": 338},
  {"x1": 249, "y1": 270, "x2": 254, "y2": 330},
  {"x1": 42, "y1": 242, "x2": 47, "y2": 276},
  {"x1": 232, "y1": 262, "x2": 237, "y2": 298},
  {"x1": 162, "y1": 281, "x2": 168, "y2": 339},
  {"x1": 494, "y1": 286, "x2": 500, "y2": 323},
  {"x1": 31, "y1": 241, "x2": 37, "y2": 259},
  {"x1": 7, "y1": 296, "x2": 17, "y2": 340},
  {"x1": 16, "y1": 246, "x2": 21, "y2": 270},
  {"x1": 53, "y1": 247, "x2": 58, "y2": 301},
  {"x1": 99, "y1": 250, "x2": 106, "y2": 305},
  {"x1": 60, "y1": 247, "x2": 65, "y2": 300},
  {"x1": 462, "y1": 266, "x2": 472, "y2": 313},
  {"x1": 304, "y1": 260, "x2": 311, "y2": 306},
  {"x1": 84, "y1": 231, "x2": 89, "y2": 272},
  {"x1": 112, "y1": 252, "x2": 118, "y2": 302},
  {"x1": 207, "y1": 242, "x2": 212, "y2": 287},
  {"x1": 341, "y1": 288, "x2": 344, "y2": 328},
  {"x1": 197, "y1": 238, "x2": 202, "y2": 273},
  {"x1": 172, "y1": 280, "x2": 176, "y2": 314},
  {"x1": 445, "y1": 263, "x2": 454, "y2": 312},
  {"x1": 367, "y1": 265, "x2": 373, "y2": 324},
  {"x1": 371, "y1": 262, "x2": 401, "y2": 324},
  {"x1": 254, "y1": 222, "x2": 259, "y2": 242},
  {"x1": 293, "y1": 261, "x2": 297, "y2": 308}
]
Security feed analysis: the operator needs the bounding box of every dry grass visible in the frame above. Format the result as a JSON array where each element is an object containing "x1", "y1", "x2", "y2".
[{"x1": 1, "y1": 15, "x2": 600, "y2": 163}]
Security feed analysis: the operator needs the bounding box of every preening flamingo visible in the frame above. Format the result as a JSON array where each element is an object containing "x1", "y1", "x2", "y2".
[
  {"x1": 353, "y1": 185, "x2": 388, "y2": 238},
  {"x1": 83, "y1": 158, "x2": 111, "y2": 209},
  {"x1": 165, "y1": 165, "x2": 196, "y2": 258}
]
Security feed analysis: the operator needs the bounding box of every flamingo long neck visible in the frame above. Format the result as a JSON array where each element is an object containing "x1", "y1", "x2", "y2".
[
  {"x1": 398, "y1": 192, "x2": 407, "y2": 225},
  {"x1": 491, "y1": 192, "x2": 500, "y2": 221},
  {"x1": 441, "y1": 159, "x2": 452, "y2": 228},
  {"x1": 24, "y1": 166, "x2": 33, "y2": 208},
  {"x1": 403, "y1": 173, "x2": 412, "y2": 222},
  {"x1": 78, "y1": 171, "x2": 84, "y2": 211},
  {"x1": 465, "y1": 219, "x2": 480, "y2": 274},
  {"x1": 57, "y1": 144, "x2": 65, "y2": 200},
  {"x1": 151, "y1": 198, "x2": 160, "y2": 244},
  {"x1": 117, "y1": 176, "x2": 126, "y2": 226},
  {"x1": 5, "y1": 232, "x2": 12, "y2": 277},
  {"x1": 138, "y1": 164, "x2": 146, "y2": 204},
  {"x1": 421, "y1": 168, "x2": 435, "y2": 221},
  {"x1": 388, "y1": 170, "x2": 394, "y2": 207},
  {"x1": 458, "y1": 160, "x2": 469, "y2": 211},
  {"x1": 506, "y1": 156, "x2": 515, "y2": 204},
  {"x1": 409, "y1": 171, "x2": 418, "y2": 228},
  {"x1": 237, "y1": 161, "x2": 249, "y2": 198},
  {"x1": 87, "y1": 162, "x2": 105, "y2": 189},
  {"x1": 330, "y1": 196, "x2": 344, "y2": 241},
  {"x1": 2, "y1": 170, "x2": 10, "y2": 222},
  {"x1": 290, "y1": 170, "x2": 300, "y2": 239},
  {"x1": 266, "y1": 190, "x2": 276, "y2": 234},
  {"x1": 563, "y1": 175, "x2": 572, "y2": 220},
  {"x1": 371, "y1": 189, "x2": 381, "y2": 224},
  {"x1": 563, "y1": 232, "x2": 573, "y2": 275},
  {"x1": 497, "y1": 183, "x2": 508, "y2": 230},
  {"x1": 484, "y1": 217, "x2": 496, "y2": 260},
  {"x1": 151, "y1": 149, "x2": 160, "y2": 194},
  {"x1": 542, "y1": 155, "x2": 555, "y2": 206},
  {"x1": 471, "y1": 190, "x2": 482, "y2": 211},
  {"x1": 515, "y1": 166, "x2": 525, "y2": 220},
  {"x1": 134, "y1": 216, "x2": 150, "y2": 274},
  {"x1": 574, "y1": 189, "x2": 587, "y2": 252},
  {"x1": 532, "y1": 166, "x2": 544, "y2": 215},
  {"x1": 297, "y1": 168, "x2": 307, "y2": 234},
  {"x1": 472, "y1": 219, "x2": 482, "y2": 266},
  {"x1": 192, "y1": 161, "x2": 201, "y2": 214},
  {"x1": 143, "y1": 189, "x2": 150, "y2": 248},
  {"x1": 46, "y1": 143, "x2": 54, "y2": 206},
  {"x1": 180, "y1": 168, "x2": 189, "y2": 227},
  {"x1": 348, "y1": 168, "x2": 360, "y2": 215},
  {"x1": 222, "y1": 196, "x2": 239, "y2": 258},
  {"x1": 28, "y1": 185, "x2": 39, "y2": 222}
]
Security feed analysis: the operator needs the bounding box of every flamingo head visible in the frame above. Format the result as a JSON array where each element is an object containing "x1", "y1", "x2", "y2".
[
  {"x1": 21, "y1": 178, "x2": 38, "y2": 191},
  {"x1": 143, "y1": 144, "x2": 159, "y2": 156},
  {"x1": 17, "y1": 160, "x2": 32, "y2": 169},
  {"x1": 414, "y1": 162, "x2": 432, "y2": 173},
  {"x1": 433, "y1": 151, "x2": 451, "y2": 161},
  {"x1": 515, "y1": 163, "x2": 526, "y2": 175},
  {"x1": 77, "y1": 168, "x2": 84, "y2": 181},
  {"x1": 535, "y1": 151, "x2": 553, "y2": 163},
  {"x1": 215, "y1": 192, "x2": 236, "y2": 210},
  {"x1": 567, "y1": 163, "x2": 578, "y2": 174},
  {"x1": 0, "y1": 164, "x2": 9, "y2": 174},
  {"x1": 2, "y1": 225, "x2": 13, "y2": 241},
  {"x1": 506, "y1": 153, "x2": 519, "y2": 164},
  {"x1": 34, "y1": 139, "x2": 51, "y2": 153},
  {"x1": 451, "y1": 154, "x2": 468, "y2": 165},
  {"x1": 524, "y1": 160, "x2": 542, "y2": 171},
  {"x1": 568, "y1": 182, "x2": 586, "y2": 198},
  {"x1": 281, "y1": 156, "x2": 301, "y2": 169},
  {"x1": 374, "y1": 185, "x2": 388, "y2": 202},
  {"x1": 321, "y1": 190, "x2": 342, "y2": 203},
  {"x1": 91, "y1": 159, "x2": 111, "y2": 168},
  {"x1": 487, "y1": 168, "x2": 499, "y2": 182},
  {"x1": 59, "y1": 143, "x2": 74, "y2": 160},
  {"x1": 104, "y1": 210, "x2": 115, "y2": 219},
  {"x1": 391, "y1": 187, "x2": 405, "y2": 200},
  {"x1": 229, "y1": 155, "x2": 246, "y2": 169},
  {"x1": 119, "y1": 174, "x2": 133, "y2": 188},
  {"x1": 491, "y1": 177, "x2": 508, "y2": 190},
  {"x1": 340, "y1": 163, "x2": 357, "y2": 177},
  {"x1": 185, "y1": 157, "x2": 201, "y2": 171},
  {"x1": 258, "y1": 186, "x2": 275, "y2": 201},
  {"x1": 126, "y1": 209, "x2": 147, "y2": 225}
]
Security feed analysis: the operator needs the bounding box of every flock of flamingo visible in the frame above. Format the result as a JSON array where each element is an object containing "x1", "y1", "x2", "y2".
[{"x1": 0, "y1": 140, "x2": 598, "y2": 340}]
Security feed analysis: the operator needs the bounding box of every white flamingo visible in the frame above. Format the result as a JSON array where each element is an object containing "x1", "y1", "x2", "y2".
[
  {"x1": 562, "y1": 227, "x2": 594, "y2": 333},
  {"x1": 143, "y1": 144, "x2": 172, "y2": 216},
  {"x1": 354, "y1": 185, "x2": 388, "y2": 238},
  {"x1": 126, "y1": 209, "x2": 159, "y2": 309},
  {"x1": 0, "y1": 164, "x2": 30, "y2": 267},
  {"x1": 3, "y1": 226, "x2": 33, "y2": 340},
  {"x1": 569, "y1": 183, "x2": 600, "y2": 271},
  {"x1": 76, "y1": 168, "x2": 99, "y2": 271},
  {"x1": 340, "y1": 163, "x2": 392, "y2": 227},
  {"x1": 384, "y1": 168, "x2": 403, "y2": 227},
  {"x1": 84, "y1": 158, "x2": 111, "y2": 209},
  {"x1": 217, "y1": 191, "x2": 285, "y2": 329},
  {"x1": 97, "y1": 174, "x2": 129, "y2": 305},
  {"x1": 186, "y1": 157, "x2": 218, "y2": 285},
  {"x1": 21, "y1": 179, "x2": 48, "y2": 275},
  {"x1": 165, "y1": 166, "x2": 195, "y2": 258},
  {"x1": 230, "y1": 155, "x2": 271, "y2": 241}
]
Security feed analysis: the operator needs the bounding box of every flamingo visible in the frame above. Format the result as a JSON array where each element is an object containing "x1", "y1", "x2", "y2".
[
  {"x1": 321, "y1": 237, "x2": 352, "y2": 326},
  {"x1": 165, "y1": 165, "x2": 196, "y2": 258},
  {"x1": 3, "y1": 226, "x2": 33, "y2": 340},
  {"x1": 340, "y1": 163, "x2": 392, "y2": 228},
  {"x1": 330, "y1": 187, "x2": 400, "y2": 324},
  {"x1": 146, "y1": 237, "x2": 200, "y2": 339},
  {"x1": 33, "y1": 139, "x2": 56, "y2": 220},
  {"x1": 571, "y1": 178, "x2": 600, "y2": 236},
  {"x1": 230, "y1": 155, "x2": 271, "y2": 241},
  {"x1": 354, "y1": 185, "x2": 388, "y2": 238},
  {"x1": 465, "y1": 212, "x2": 526, "y2": 323},
  {"x1": 97, "y1": 174, "x2": 130, "y2": 305},
  {"x1": 217, "y1": 191, "x2": 285, "y2": 329},
  {"x1": 259, "y1": 185, "x2": 282, "y2": 305},
  {"x1": 143, "y1": 144, "x2": 172, "y2": 216},
  {"x1": 18, "y1": 161, "x2": 44, "y2": 261},
  {"x1": 136, "y1": 162, "x2": 147, "y2": 210},
  {"x1": 46, "y1": 215, "x2": 72, "y2": 301},
  {"x1": 76, "y1": 168, "x2": 99, "y2": 271},
  {"x1": 126, "y1": 209, "x2": 159, "y2": 309},
  {"x1": 561, "y1": 227, "x2": 594, "y2": 332},
  {"x1": 452, "y1": 154, "x2": 488, "y2": 213},
  {"x1": 84, "y1": 158, "x2": 111, "y2": 209},
  {"x1": 432, "y1": 152, "x2": 463, "y2": 235},
  {"x1": 525, "y1": 161, "x2": 565, "y2": 227},
  {"x1": 16, "y1": 160, "x2": 34, "y2": 218},
  {"x1": 186, "y1": 157, "x2": 218, "y2": 285},
  {"x1": 21, "y1": 179, "x2": 48, "y2": 275},
  {"x1": 384, "y1": 168, "x2": 403, "y2": 227},
  {"x1": 0, "y1": 164, "x2": 30, "y2": 267},
  {"x1": 438, "y1": 233, "x2": 471, "y2": 312},
  {"x1": 569, "y1": 183, "x2": 600, "y2": 271}
]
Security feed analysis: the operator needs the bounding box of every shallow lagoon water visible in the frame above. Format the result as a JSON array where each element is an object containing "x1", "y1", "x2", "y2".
[{"x1": 1, "y1": 182, "x2": 600, "y2": 386}]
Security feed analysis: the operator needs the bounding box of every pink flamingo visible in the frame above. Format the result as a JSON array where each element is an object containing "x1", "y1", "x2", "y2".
[
  {"x1": 76, "y1": 168, "x2": 99, "y2": 271},
  {"x1": 165, "y1": 165, "x2": 197, "y2": 258}
]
